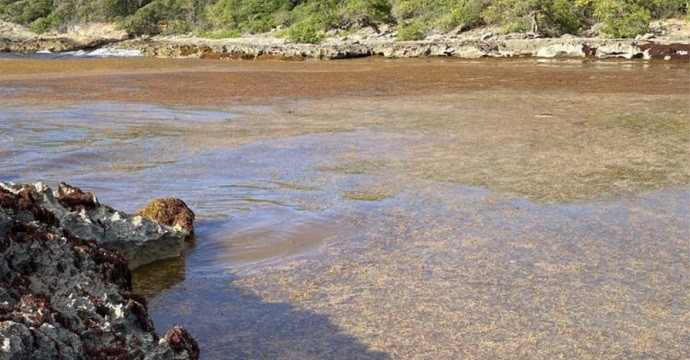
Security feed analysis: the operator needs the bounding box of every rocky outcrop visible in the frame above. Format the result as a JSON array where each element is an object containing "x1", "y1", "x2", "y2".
[
  {"x1": 108, "y1": 36, "x2": 689, "y2": 61},
  {"x1": 0, "y1": 21, "x2": 129, "y2": 53},
  {"x1": 2, "y1": 18, "x2": 687, "y2": 60},
  {"x1": 0, "y1": 36, "x2": 130, "y2": 54},
  {"x1": 0, "y1": 182, "x2": 199, "y2": 359},
  {"x1": 0, "y1": 182, "x2": 190, "y2": 270}
]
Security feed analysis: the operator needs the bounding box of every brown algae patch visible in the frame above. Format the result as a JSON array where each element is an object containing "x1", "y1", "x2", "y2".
[
  {"x1": 341, "y1": 187, "x2": 396, "y2": 202},
  {"x1": 341, "y1": 190, "x2": 394, "y2": 202},
  {"x1": 231, "y1": 186, "x2": 689, "y2": 358},
  {"x1": 288, "y1": 92, "x2": 689, "y2": 203},
  {"x1": 315, "y1": 159, "x2": 389, "y2": 175}
]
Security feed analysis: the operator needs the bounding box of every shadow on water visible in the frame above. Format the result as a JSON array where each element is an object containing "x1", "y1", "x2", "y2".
[
  {"x1": 147, "y1": 274, "x2": 389, "y2": 360},
  {"x1": 132, "y1": 257, "x2": 187, "y2": 299},
  {"x1": 131, "y1": 215, "x2": 382, "y2": 359}
]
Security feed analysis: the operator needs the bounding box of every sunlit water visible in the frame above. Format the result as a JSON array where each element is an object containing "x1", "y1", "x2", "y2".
[
  {"x1": 1, "y1": 101, "x2": 687, "y2": 358},
  {"x1": 0, "y1": 102, "x2": 346, "y2": 268}
]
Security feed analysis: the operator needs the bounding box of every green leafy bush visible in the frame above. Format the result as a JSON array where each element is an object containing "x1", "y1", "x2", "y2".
[
  {"x1": 341, "y1": 0, "x2": 395, "y2": 26},
  {"x1": 481, "y1": 0, "x2": 535, "y2": 33},
  {"x1": 593, "y1": 0, "x2": 652, "y2": 37},
  {"x1": 286, "y1": 17, "x2": 325, "y2": 43},
  {"x1": 121, "y1": 2, "x2": 162, "y2": 34},
  {"x1": 0, "y1": 0, "x2": 686, "y2": 40},
  {"x1": 542, "y1": 0, "x2": 582, "y2": 35},
  {"x1": 396, "y1": 20, "x2": 424, "y2": 40},
  {"x1": 28, "y1": 13, "x2": 57, "y2": 32},
  {"x1": 482, "y1": 0, "x2": 581, "y2": 35},
  {"x1": 122, "y1": 0, "x2": 204, "y2": 35},
  {"x1": 0, "y1": 0, "x2": 53, "y2": 25},
  {"x1": 436, "y1": 0, "x2": 488, "y2": 31},
  {"x1": 636, "y1": 0, "x2": 687, "y2": 18},
  {"x1": 209, "y1": 0, "x2": 293, "y2": 34}
]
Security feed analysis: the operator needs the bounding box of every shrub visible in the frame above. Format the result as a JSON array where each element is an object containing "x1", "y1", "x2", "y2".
[
  {"x1": 282, "y1": 1, "x2": 342, "y2": 43},
  {"x1": 396, "y1": 20, "x2": 424, "y2": 40},
  {"x1": 341, "y1": 0, "x2": 396, "y2": 27},
  {"x1": 286, "y1": 17, "x2": 325, "y2": 43},
  {"x1": 1, "y1": 0, "x2": 53, "y2": 25},
  {"x1": 209, "y1": 0, "x2": 294, "y2": 34},
  {"x1": 636, "y1": 0, "x2": 687, "y2": 18},
  {"x1": 390, "y1": 0, "x2": 488, "y2": 34},
  {"x1": 595, "y1": 1, "x2": 652, "y2": 37},
  {"x1": 122, "y1": 0, "x2": 202, "y2": 35},
  {"x1": 481, "y1": 0, "x2": 535, "y2": 33},
  {"x1": 435, "y1": 0, "x2": 488, "y2": 32},
  {"x1": 28, "y1": 13, "x2": 57, "y2": 32},
  {"x1": 0, "y1": 0, "x2": 686, "y2": 39},
  {"x1": 121, "y1": 3, "x2": 162, "y2": 34}
]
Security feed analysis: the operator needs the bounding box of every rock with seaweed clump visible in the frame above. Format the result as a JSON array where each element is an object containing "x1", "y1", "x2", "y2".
[
  {"x1": 0, "y1": 182, "x2": 199, "y2": 359},
  {"x1": 0, "y1": 181, "x2": 190, "y2": 270},
  {"x1": 137, "y1": 198, "x2": 195, "y2": 241},
  {"x1": 0, "y1": 182, "x2": 189, "y2": 270}
]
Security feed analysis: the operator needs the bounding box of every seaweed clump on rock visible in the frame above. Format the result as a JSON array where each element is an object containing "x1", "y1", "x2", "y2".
[
  {"x1": 0, "y1": 182, "x2": 199, "y2": 359},
  {"x1": 137, "y1": 198, "x2": 195, "y2": 241},
  {"x1": 1, "y1": 182, "x2": 193, "y2": 270}
]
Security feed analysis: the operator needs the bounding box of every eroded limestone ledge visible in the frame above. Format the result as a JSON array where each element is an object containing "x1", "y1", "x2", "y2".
[
  {"x1": 0, "y1": 181, "x2": 199, "y2": 359},
  {"x1": 0, "y1": 182, "x2": 190, "y2": 270},
  {"x1": 109, "y1": 36, "x2": 689, "y2": 60}
]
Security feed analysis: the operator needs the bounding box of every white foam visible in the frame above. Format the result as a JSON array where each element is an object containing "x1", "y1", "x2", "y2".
[
  {"x1": 87, "y1": 48, "x2": 143, "y2": 57},
  {"x1": 60, "y1": 50, "x2": 87, "y2": 57}
]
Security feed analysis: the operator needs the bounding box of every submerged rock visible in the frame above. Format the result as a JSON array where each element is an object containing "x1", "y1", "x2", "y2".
[
  {"x1": 0, "y1": 182, "x2": 190, "y2": 270},
  {"x1": 0, "y1": 182, "x2": 199, "y2": 359}
]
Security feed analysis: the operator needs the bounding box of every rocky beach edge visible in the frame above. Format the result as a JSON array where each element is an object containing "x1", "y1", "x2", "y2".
[
  {"x1": 1, "y1": 20, "x2": 688, "y2": 60},
  {"x1": 0, "y1": 181, "x2": 199, "y2": 359}
]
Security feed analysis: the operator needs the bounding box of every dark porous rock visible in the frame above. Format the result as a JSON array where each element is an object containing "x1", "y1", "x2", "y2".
[
  {"x1": 137, "y1": 198, "x2": 195, "y2": 241},
  {"x1": 0, "y1": 182, "x2": 189, "y2": 270},
  {"x1": 638, "y1": 42, "x2": 690, "y2": 60},
  {"x1": 0, "y1": 182, "x2": 199, "y2": 359},
  {"x1": 56, "y1": 182, "x2": 100, "y2": 211},
  {"x1": 164, "y1": 326, "x2": 201, "y2": 359}
]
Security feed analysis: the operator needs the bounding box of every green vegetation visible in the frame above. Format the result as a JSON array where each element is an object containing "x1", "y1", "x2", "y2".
[{"x1": 0, "y1": 0, "x2": 686, "y2": 41}]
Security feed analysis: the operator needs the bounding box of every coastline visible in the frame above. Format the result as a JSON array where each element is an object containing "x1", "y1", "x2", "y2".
[
  {"x1": 1, "y1": 20, "x2": 688, "y2": 60},
  {"x1": 112, "y1": 35, "x2": 690, "y2": 60}
]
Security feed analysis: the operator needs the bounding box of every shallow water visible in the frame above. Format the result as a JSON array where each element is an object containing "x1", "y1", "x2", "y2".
[
  {"x1": 1, "y1": 59, "x2": 688, "y2": 358},
  {"x1": 0, "y1": 49, "x2": 143, "y2": 59},
  {"x1": 0, "y1": 103, "x2": 341, "y2": 270}
]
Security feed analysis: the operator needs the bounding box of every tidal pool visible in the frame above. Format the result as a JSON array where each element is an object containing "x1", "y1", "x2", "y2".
[{"x1": 0, "y1": 58, "x2": 688, "y2": 358}]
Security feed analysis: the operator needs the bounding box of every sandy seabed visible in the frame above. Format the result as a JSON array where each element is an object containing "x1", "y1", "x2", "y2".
[{"x1": 1, "y1": 57, "x2": 688, "y2": 358}]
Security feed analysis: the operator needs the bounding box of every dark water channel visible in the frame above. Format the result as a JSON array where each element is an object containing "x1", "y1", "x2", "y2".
[{"x1": 1, "y1": 101, "x2": 687, "y2": 358}]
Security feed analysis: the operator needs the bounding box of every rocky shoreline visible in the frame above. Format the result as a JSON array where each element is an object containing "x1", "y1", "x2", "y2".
[
  {"x1": 1, "y1": 20, "x2": 688, "y2": 60},
  {"x1": 110, "y1": 35, "x2": 689, "y2": 60},
  {"x1": 0, "y1": 182, "x2": 199, "y2": 359}
]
